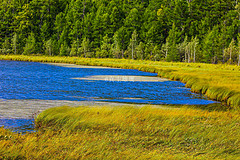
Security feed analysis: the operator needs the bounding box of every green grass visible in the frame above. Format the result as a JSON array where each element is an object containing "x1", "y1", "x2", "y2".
[
  {"x1": 0, "y1": 105, "x2": 240, "y2": 159},
  {"x1": 0, "y1": 55, "x2": 240, "y2": 108}
]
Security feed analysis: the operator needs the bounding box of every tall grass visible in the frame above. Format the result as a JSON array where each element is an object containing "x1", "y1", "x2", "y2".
[
  {"x1": 0, "y1": 106, "x2": 240, "y2": 159},
  {"x1": 0, "y1": 55, "x2": 240, "y2": 108}
]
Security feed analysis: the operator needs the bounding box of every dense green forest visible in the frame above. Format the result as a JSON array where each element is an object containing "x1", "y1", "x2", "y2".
[{"x1": 1, "y1": 0, "x2": 240, "y2": 64}]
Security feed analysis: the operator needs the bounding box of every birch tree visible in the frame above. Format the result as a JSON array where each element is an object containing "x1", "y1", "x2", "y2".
[
  {"x1": 129, "y1": 30, "x2": 137, "y2": 59},
  {"x1": 12, "y1": 33, "x2": 17, "y2": 55},
  {"x1": 81, "y1": 37, "x2": 90, "y2": 58}
]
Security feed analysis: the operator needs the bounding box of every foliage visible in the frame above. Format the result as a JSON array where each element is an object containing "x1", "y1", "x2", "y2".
[{"x1": 1, "y1": 0, "x2": 240, "y2": 63}]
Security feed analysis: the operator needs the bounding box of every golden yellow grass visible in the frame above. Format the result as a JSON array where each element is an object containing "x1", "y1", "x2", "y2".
[
  {"x1": 0, "y1": 106, "x2": 240, "y2": 159},
  {"x1": 1, "y1": 55, "x2": 240, "y2": 159}
]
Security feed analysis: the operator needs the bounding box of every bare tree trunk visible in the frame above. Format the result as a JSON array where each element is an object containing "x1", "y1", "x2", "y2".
[
  {"x1": 14, "y1": 46, "x2": 16, "y2": 55},
  {"x1": 82, "y1": 0, "x2": 86, "y2": 20},
  {"x1": 193, "y1": 50, "x2": 195, "y2": 63},
  {"x1": 188, "y1": 52, "x2": 190, "y2": 63},
  {"x1": 238, "y1": 54, "x2": 240, "y2": 66},
  {"x1": 193, "y1": 42, "x2": 196, "y2": 63},
  {"x1": 230, "y1": 48, "x2": 232, "y2": 64},
  {"x1": 132, "y1": 42, "x2": 134, "y2": 60},
  {"x1": 49, "y1": 47, "x2": 51, "y2": 56},
  {"x1": 185, "y1": 51, "x2": 187, "y2": 62}
]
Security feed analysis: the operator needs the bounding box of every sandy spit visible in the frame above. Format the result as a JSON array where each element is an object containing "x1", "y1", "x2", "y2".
[
  {"x1": 73, "y1": 75, "x2": 169, "y2": 82},
  {"x1": 0, "y1": 99, "x2": 170, "y2": 119}
]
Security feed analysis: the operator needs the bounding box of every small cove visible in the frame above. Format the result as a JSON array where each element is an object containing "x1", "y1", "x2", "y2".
[{"x1": 0, "y1": 60, "x2": 218, "y2": 133}]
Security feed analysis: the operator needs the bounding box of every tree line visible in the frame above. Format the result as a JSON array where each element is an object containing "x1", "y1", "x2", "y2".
[{"x1": 1, "y1": 0, "x2": 240, "y2": 65}]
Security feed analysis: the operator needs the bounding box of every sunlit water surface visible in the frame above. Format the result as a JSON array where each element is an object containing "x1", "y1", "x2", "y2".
[{"x1": 0, "y1": 60, "x2": 217, "y2": 133}]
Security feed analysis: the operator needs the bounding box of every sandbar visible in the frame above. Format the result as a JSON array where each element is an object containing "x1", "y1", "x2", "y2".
[
  {"x1": 0, "y1": 99, "x2": 170, "y2": 119},
  {"x1": 73, "y1": 75, "x2": 169, "y2": 82}
]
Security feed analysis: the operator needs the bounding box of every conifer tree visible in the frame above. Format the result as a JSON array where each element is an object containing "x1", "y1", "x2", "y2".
[
  {"x1": 166, "y1": 23, "x2": 180, "y2": 61},
  {"x1": 70, "y1": 40, "x2": 78, "y2": 57},
  {"x1": 23, "y1": 33, "x2": 36, "y2": 55},
  {"x1": 44, "y1": 39, "x2": 53, "y2": 56},
  {"x1": 100, "y1": 35, "x2": 112, "y2": 58},
  {"x1": 81, "y1": 38, "x2": 90, "y2": 58},
  {"x1": 112, "y1": 33, "x2": 121, "y2": 58},
  {"x1": 136, "y1": 42, "x2": 145, "y2": 60},
  {"x1": 224, "y1": 38, "x2": 236, "y2": 64},
  {"x1": 1, "y1": 39, "x2": 11, "y2": 54},
  {"x1": 59, "y1": 41, "x2": 69, "y2": 56}
]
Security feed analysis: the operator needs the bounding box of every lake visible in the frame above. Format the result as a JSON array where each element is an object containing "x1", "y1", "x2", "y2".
[{"x1": 0, "y1": 60, "x2": 217, "y2": 132}]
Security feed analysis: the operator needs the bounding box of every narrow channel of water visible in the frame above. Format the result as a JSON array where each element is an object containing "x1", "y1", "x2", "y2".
[
  {"x1": 0, "y1": 119, "x2": 34, "y2": 133},
  {"x1": 0, "y1": 60, "x2": 218, "y2": 133}
]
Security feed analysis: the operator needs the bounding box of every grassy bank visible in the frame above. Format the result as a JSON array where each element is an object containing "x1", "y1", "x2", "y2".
[
  {"x1": 0, "y1": 106, "x2": 240, "y2": 159},
  {"x1": 0, "y1": 55, "x2": 240, "y2": 108}
]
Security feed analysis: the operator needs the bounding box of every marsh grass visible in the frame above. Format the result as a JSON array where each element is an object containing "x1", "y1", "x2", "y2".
[
  {"x1": 0, "y1": 55, "x2": 239, "y2": 108},
  {"x1": 0, "y1": 106, "x2": 240, "y2": 159},
  {"x1": 1, "y1": 55, "x2": 240, "y2": 159}
]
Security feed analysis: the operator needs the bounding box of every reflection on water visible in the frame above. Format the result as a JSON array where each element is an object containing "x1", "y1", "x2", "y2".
[{"x1": 0, "y1": 119, "x2": 34, "y2": 133}]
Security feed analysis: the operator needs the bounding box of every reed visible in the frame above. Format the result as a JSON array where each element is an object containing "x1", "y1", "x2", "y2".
[
  {"x1": 0, "y1": 106, "x2": 240, "y2": 159},
  {"x1": 0, "y1": 55, "x2": 240, "y2": 108}
]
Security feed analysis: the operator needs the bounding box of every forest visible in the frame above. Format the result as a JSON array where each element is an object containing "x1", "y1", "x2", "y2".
[{"x1": 1, "y1": 0, "x2": 240, "y2": 64}]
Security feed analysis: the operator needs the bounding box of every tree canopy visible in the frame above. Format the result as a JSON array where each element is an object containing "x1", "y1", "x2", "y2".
[{"x1": 1, "y1": 0, "x2": 240, "y2": 64}]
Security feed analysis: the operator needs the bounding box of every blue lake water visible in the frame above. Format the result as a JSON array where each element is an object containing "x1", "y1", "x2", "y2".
[
  {"x1": 0, "y1": 119, "x2": 34, "y2": 133},
  {"x1": 0, "y1": 60, "x2": 217, "y2": 132},
  {"x1": 0, "y1": 60, "x2": 216, "y2": 105}
]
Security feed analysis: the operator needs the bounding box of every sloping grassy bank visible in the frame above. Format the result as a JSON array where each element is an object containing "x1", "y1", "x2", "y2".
[
  {"x1": 0, "y1": 106, "x2": 240, "y2": 159},
  {"x1": 0, "y1": 55, "x2": 240, "y2": 108}
]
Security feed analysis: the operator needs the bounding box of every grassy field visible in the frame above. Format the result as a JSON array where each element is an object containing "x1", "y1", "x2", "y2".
[
  {"x1": 0, "y1": 55, "x2": 240, "y2": 108},
  {"x1": 1, "y1": 55, "x2": 240, "y2": 159},
  {"x1": 0, "y1": 106, "x2": 240, "y2": 159}
]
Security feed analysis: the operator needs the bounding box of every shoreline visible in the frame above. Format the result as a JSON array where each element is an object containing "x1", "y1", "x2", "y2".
[
  {"x1": 44, "y1": 62, "x2": 120, "y2": 69},
  {"x1": 0, "y1": 55, "x2": 239, "y2": 108},
  {"x1": 0, "y1": 99, "x2": 170, "y2": 119}
]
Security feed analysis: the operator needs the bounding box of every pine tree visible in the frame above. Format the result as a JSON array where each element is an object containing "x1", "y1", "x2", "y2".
[
  {"x1": 81, "y1": 37, "x2": 90, "y2": 58},
  {"x1": 23, "y1": 33, "x2": 36, "y2": 55},
  {"x1": 112, "y1": 33, "x2": 121, "y2": 58},
  {"x1": 166, "y1": 23, "x2": 180, "y2": 62},
  {"x1": 224, "y1": 38, "x2": 236, "y2": 64},
  {"x1": 70, "y1": 40, "x2": 78, "y2": 57},
  {"x1": 115, "y1": 27, "x2": 128, "y2": 58},
  {"x1": 1, "y1": 38, "x2": 11, "y2": 54},
  {"x1": 100, "y1": 35, "x2": 112, "y2": 58},
  {"x1": 44, "y1": 39, "x2": 53, "y2": 56},
  {"x1": 59, "y1": 41, "x2": 69, "y2": 56},
  {"x1": 136, "y1": 42, "x2": 145, "y2": 60},
  {"x1": 202, "y1": 26, "x2": 220, "y2": 63}
]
